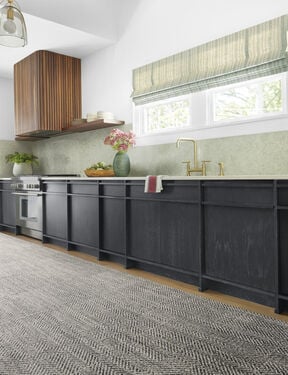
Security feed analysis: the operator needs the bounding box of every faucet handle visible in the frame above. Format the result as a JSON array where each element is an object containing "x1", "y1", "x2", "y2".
[
  {"x1": 201, "y1": 160, "x2": 211, "y2": 176},
  {"x1": 218, "y1": 162, "x2": 224, "y2": 176},
  {"x1": 182, "y1": 160, "x2": 191, "y2": 176}
]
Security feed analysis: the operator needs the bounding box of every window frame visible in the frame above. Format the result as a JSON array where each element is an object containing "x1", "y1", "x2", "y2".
[
  {"x1": 133, "y1": 72, "x2": 288, "y2": 147},
  {"x1": 206, "y1": 72, "x2": 287, "y2": 126}
]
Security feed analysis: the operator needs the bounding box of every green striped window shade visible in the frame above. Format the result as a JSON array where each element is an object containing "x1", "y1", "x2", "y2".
[{"x1": 132, "y1": 15, "x2": 288, "y2": 105}]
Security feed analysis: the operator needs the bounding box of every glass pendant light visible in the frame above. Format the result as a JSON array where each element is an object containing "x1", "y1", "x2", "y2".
[{"x1": 0, "y1": 0, "x2": 27, "y2": 47}]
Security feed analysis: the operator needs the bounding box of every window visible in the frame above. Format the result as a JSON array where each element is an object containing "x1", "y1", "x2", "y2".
[
  {"x1": 208, "y1": 74, "x2": 285, "y2": 124},
  {"x1": 133, "y1": 95, "x2": 191, "y2": 137},
  {"x1": 133, "y1": 73, "x2": 288, "y2": 146}
]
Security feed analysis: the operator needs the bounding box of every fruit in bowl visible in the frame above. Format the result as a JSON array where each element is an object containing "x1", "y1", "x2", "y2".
[{"x1": 84, "y1": 162, "x2": 115, "y2": 177}]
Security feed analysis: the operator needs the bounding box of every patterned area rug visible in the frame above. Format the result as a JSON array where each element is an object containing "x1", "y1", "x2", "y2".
[{"x1": 0, "y1": 233, "x2": 287, "y2": 375}]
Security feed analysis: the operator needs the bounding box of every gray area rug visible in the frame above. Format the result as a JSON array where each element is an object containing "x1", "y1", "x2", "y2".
[{"x1": 0, "y1": 233, "x2": 287, "y2": 375}]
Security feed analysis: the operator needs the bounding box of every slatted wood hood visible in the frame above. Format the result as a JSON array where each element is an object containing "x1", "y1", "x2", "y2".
[{"x1": 14, "y1": 50, "x2": 81, "y2": 139}]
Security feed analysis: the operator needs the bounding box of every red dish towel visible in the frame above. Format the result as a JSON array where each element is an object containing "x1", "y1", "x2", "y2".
[{"x1": 144, "y1": 175, "x2": 163, "y2": 193}]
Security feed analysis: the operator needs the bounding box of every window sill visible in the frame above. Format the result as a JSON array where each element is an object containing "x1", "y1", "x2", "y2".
[{"x1": 135, "y1": 115, "x2": 288, "y2": 146}]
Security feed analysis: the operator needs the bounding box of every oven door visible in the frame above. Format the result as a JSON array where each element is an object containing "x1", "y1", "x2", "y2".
[{"x1": 13, "y1": 192, "x2": 43, "y2": 239}]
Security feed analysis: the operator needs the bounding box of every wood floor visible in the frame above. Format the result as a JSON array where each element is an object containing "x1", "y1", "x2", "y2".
[{"x1": 5, "y1": 232, "x2": 288, "y2": 323}]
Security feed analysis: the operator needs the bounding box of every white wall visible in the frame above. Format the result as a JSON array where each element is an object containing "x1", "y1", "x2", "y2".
[
  {"x1": 0, "y1": 77, "x2": 14, "y2": 140},
  {"x1": 82, "y1": 0, "x2": 288, "y2": 124},
  {"x1": 33, "y1": 0, "x2": 288, "y2": 177}
]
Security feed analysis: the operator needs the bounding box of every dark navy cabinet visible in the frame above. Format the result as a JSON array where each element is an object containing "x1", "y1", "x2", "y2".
[
  {"x1": 0, "y1": 181, "x2": 16, "y2": 232},
  {"x1": 128, "y1": 181, "x2": 199, "y2": 282},
  {"x1": 68, "y1": 182, "x2": 99, "y2": 254},
  {"x1": 202, "y1": 181, "x2": 276, "y2": 307},
  {"x1": 99, "y1": 181, "x2": 125, "y2": 257},
  {"x1": 42, "y1": 181, "x2": 67, "y2": 245},
  {"x1": 40, "y1": 178, "x2": 288, "y2": 313}
]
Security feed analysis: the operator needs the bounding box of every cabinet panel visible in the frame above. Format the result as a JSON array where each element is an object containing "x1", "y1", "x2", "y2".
[
  {"x1": 128, "y1": 181, "x2": 199, "y2": 201},
  {"x1": 203, "y1": 181, "x2": 273, "y2": 206},
  {"x1": 160, "y1": 203, "x2": 199, "y2": 272},
  {"x1": 69, "y1": 196, "x2": 99, "y2": 247},
  {"x1": 278, "y1": 211, "x2": 288, "y2": 295},
  {"x1": 69, "y1": 183, "x2": 98, "y2": 196},
  {"x1": 101, "y1": 198, "x2": 125, "y2": 254},
  {"x1": 44, "y1": 194, "x2": 67, "y2": 240},
  {"x1": 42, "y1": 182, "x2": 67, "y2": 194},
  {"x1": 278, "y1": 186, "x2": 288, "y2": 206},
  {"x1": 128, "y1": 200, "x2": 161, "y2": 262},
  {"x1": 1, "y1": 191, "x2": 16, "y2": 227},
  {"x1": 204, "y1": 206, "x2": 275, "y2": 292},
  {"x1": 101, "y1": 182, "x2": 125, "y2": 197}
]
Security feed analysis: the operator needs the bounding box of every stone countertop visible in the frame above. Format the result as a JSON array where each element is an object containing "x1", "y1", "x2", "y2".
[
  {"x1": 40, "y1": 175, "x2": 288, "y2": 181},
  {"x1": 1, "y1": 175, "x2": 288, "y2": 181}
]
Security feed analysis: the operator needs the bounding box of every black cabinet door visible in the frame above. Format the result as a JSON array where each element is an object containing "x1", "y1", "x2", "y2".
[
  {"x1": 69, "y1": 195, "x2": 99, "y2": 248},
  {"x1": 160, "y1": 202, "x2": 199, "y2": 272},
  {"x1": 128, "y1": 182, "x2": 200, "y2": 273},
  {"x1": 1, "y1": 190, "x2": 16, "y2": 227},
  {"x1": 278, "y1": 210, "x2": 288, "y2": 295},
  {"x1": 44, "y1": 194, "x2": 67, "y2": 240},
  {"x1": 42, "y1": 181, "x2": 67, "y2": 241},
  {"x1": 204, "y1": 205, "x2": 275, "y2": 292},
  {"x1": 128, "y1": 200, "x2": 161, "y2": 262},
  {"x1": 101, "y1": 198, "x2": 125, "y2": 254}
]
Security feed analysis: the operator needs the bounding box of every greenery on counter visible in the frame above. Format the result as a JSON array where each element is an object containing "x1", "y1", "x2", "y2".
[
  {"x1": 87, "y1": 162, "x2": 113, "y2": 170},
  {"x1": 5, "y1": 151, "x2": 39, "y2": 165}
]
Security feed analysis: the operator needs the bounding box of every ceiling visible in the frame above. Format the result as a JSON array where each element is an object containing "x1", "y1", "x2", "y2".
[{"x1": 0, "y1": 0, "x2": 141, "y2": 79}]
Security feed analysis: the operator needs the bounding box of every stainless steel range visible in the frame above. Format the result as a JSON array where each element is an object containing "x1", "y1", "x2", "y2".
[
  {"x1": 12, "y1": 176, "x2": 43, "y2": 240},
  {"x1": 11, "y1": 174, "x2": 79, "y2": 240}
]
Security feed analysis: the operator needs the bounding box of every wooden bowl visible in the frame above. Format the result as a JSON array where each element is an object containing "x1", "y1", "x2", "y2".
[{"x1": 84, "y1": 169, "x2": 115, "y2": 177}]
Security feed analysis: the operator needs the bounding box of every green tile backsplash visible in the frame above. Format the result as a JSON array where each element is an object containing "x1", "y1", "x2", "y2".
[{"x1": 2, "y1": 127, "x2": 288, "y2": 177}]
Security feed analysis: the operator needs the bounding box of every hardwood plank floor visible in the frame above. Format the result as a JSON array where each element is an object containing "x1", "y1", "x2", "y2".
[{"x1": 4, "y1": 232, "x2": 288, "y2": 323}]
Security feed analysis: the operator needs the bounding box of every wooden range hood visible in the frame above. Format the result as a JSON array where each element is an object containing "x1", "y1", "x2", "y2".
[{"x1": 14, "y1": 50, "x2": 82, "y2": 140}]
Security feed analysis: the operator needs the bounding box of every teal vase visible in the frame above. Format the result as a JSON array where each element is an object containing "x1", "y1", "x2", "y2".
[{"x1": 113, "y1": 151, "x2": 130, "y2": 177}]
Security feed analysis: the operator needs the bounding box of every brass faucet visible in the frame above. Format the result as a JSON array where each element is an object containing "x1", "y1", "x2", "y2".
[
  {"x1": 176, "y1": 138, "x2": 210, "y2": 176},
  {"x1": 218, "y1": 162, "x2": 224, "y2": 176}
]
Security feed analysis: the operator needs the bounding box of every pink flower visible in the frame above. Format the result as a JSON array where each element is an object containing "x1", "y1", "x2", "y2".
[{"x1": 104, "y1": 128, "x2": 136, "y2": 152}]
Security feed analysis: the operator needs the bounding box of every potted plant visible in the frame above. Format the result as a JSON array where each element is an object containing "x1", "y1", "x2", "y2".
[{"x1": 5, "y1": 151, "x2": 39, "y2": 176}]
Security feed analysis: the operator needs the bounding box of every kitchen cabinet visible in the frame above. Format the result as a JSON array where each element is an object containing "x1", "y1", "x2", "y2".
[
  {"x1": 66, "y1": 181, "x2": 126, "y2": 259},
  {"x1": 276, "y1": 181, "x2": 288, "y2": 312},
  {"x1": 42, "y1": 180, "x2": 126, "y2": 260},
  {"x1": 0, "y1": 181, "x2": 16, "y2": 231},
  {"x1": 14, "y1": 50, "x2": 81, "y2": 138},
  {"x1": 40, "y1": 177, "x2": 288, "y2": 314},
  {"x1": 202, "y1": 181, "x2": 275, "y2": 304},
  {"x1": 128, "y1": 181, "x2": 199, "y2": 277},
  {"x1": 99, "y1": 181, "x2": 126, "y2": 257},
  {"x1": 42, "y1": 181, "x2": 68, "y2": 245},
  {"x1": 67, "y1": 182, "x2": 100, "y2": 256}
]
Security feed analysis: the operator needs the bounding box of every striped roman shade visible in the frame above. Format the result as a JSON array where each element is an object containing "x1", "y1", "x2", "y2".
[{"x1": 132, "y1": 15, "x2": 288, "y2": 105}]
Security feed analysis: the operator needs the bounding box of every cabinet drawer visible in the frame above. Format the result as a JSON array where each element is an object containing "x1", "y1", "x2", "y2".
[
  {"x1": 203, "y1": 181, "x2": 273, "y2": 206},
  {"x1": 42, "y1": 181, "x2": 67, "y2": 194},
  {"x1": 69, "y1": 182, "x2": 99, "y2": 195},
  {"x1": 128, "y1": 181, "x2": 199, "y2": 202},
  {"x1": 277, "y1": 183, "x2": 288, "y2": 206},
  {"x1": 100, "y1": 182, "x2": 125, "y2": 197},
  {"x1": 0, "y1": 181, "x2": 13, "y2": 191}
]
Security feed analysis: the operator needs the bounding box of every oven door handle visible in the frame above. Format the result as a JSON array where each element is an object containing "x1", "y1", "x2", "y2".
[{"x1": 12, "y1": 192, "x2": 43, "y2": 197}]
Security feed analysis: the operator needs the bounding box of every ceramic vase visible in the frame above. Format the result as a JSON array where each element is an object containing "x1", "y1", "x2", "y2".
[
  {"x1": 113, "y1": 151, "x2": 130, "y2": 177},
  {"x1": 13, "y1": 162, "x2": 33, "y2": 176}
]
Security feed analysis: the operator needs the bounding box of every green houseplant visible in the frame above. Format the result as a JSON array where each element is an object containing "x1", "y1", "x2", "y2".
[{"x1": 5, "y1": 152, "x2": 39, "y2": 176}]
